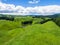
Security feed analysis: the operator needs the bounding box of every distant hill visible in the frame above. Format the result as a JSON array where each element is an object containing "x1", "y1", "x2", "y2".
[{"x1": 0, "y1": 13, "x2": 60, "y2": 18}]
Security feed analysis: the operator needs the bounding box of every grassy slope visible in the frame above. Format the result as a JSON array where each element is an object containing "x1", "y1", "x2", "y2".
[{"x1": 0, "y1": 21, "x2": 60, "y2": 45}]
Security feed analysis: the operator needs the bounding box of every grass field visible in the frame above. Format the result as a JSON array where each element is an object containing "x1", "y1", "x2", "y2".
[{"x1": 0, "y1": 18, "x2": 60, "y2": 45}]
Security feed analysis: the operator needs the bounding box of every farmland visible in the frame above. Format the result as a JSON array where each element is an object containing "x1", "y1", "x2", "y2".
[{"x1": 0, "y1": 14, "x2": 60, "y2": 45}]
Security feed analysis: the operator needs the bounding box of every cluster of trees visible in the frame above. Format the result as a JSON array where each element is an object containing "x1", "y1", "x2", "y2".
[
  {"x1": 0, "y1": 15, "x2": 14, "y2": 21},
  {"x1": 0, "y1": 17, "x2": 14, "y2": 21},
  {"x1": 21, "y1": 20, "x2": 33, "y2": 26},
  {"x1": 52, "y1": 17, "x2": 60, "y2": 26}
]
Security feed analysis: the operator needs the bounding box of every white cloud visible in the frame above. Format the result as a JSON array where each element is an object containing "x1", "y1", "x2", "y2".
[
  {"x1": 0, "y1": 2, "x2": 60, "y2": 15},
  {"x1": 28, "y1": 0, "x2": 40, "y2": 4},
  {"x1": 0, "y1": 2, "x2": 15, "y2": 11}
]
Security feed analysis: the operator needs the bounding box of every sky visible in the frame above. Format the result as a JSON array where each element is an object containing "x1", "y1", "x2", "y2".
[{"x1": 0, "y1": 0, "x2": 60, "y2": 15}]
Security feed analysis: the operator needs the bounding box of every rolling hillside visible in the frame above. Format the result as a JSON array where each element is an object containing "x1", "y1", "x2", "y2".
[{"x1": 0, "y1": 20, "x2": 60, "y2": 45}]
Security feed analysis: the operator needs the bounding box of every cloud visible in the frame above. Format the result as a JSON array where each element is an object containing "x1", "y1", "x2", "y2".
[
  {"x1": 28, "y1": 0, "x2": 40, "y2": 4},
  {"x1": 0, "y1": 2, "x2": 60, "y2": 15}
]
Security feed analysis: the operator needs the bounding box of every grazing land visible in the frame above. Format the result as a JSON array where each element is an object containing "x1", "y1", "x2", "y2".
[{"x1": 0, "y1": 14, "x2": 60, "y2": 45}]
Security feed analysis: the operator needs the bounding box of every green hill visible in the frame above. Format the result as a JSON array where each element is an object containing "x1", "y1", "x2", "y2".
[{"x1": 0, "y1": 21, "x2": 60, "y2": 45}]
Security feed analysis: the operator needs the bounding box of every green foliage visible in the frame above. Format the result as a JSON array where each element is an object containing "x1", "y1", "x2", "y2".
[{"x1": 53, "y1": 17, "x2": 60, "y2": 26}]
